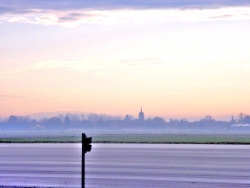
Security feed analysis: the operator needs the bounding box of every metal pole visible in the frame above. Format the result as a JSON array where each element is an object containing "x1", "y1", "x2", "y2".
[{"x1": 82, "y1": 133, "x2": 85, "y2": 188}]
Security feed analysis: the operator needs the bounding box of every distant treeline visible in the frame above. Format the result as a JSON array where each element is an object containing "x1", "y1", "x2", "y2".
[{"x1": 1, "y1": 113, "x2": 250, "y2": 132}]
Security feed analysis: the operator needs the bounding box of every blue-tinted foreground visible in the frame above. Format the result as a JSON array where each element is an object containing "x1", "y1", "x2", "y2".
[{"x1": 1, "y1": 144, "x2": 250, "y2": 187}]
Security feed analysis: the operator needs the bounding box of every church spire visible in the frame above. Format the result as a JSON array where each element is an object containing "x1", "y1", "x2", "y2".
[{"x1": 139, "y1": 106, "x2": 144, "y2": 121}]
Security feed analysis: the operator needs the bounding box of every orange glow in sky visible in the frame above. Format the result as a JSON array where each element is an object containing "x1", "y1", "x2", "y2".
[{"x1": 1, "y1": 3, "x2": 250, "y2": 120}]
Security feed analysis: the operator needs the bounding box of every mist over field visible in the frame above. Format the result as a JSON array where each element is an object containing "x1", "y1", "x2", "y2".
[
  {"x1": 1, "y1": 111, "x2": 250, "y2": 144},
  {"x1": 1, "y1": 111, "x2": 250, "y2": 133},
  {"x1": 1, "y1": 1, "x2": 250, "y2": 187}
]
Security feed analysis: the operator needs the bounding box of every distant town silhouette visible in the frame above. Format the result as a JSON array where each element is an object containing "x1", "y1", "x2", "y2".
[{"x1": 1, "y1": 109, "x2": 250, "y2": 132}]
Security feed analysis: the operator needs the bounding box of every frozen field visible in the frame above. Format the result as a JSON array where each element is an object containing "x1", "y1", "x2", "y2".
[{"x1": 1, "y1": 144, "x2": 250, "y2": 187}]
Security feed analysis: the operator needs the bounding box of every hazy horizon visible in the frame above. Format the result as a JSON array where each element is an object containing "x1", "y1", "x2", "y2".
[
  {"x1": 0, "y1": 109, "x2": 237, "y2": 122},
  {"x1": 1, "y1": 1, "x2": 250, "y2": 120}
]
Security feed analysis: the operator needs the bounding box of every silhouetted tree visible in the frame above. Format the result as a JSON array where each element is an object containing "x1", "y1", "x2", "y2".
[
  {"x1": 238, "y1": 113, "x2": 246, "y2": 123},
  {"x1": 8, "y1": 115, "x2": 18, "y2": 124},
  {"x1": 243, "y1": 115, "x2": 250, "y2": 124},
  {"x1": 64, "y1": 116, "x2": 71, "y2": 125},
  {"x1": 153, "y1": 117, "x2": 166, "y2": 125},
  {"x1": 202, "y1": 115, "x2": 214, "y2": 122}
]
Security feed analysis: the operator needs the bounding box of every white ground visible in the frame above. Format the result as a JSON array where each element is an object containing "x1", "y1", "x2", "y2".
[{"x1": 0, "y1": 144, "x2": 250, "y2": 187}]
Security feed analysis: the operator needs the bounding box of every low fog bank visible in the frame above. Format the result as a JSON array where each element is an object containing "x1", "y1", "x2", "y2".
[{"x1": 1, "y1": 113, "x2": 250, "y2": 136}]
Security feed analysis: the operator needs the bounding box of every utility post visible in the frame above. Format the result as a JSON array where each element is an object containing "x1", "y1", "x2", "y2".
[{"x1": 82, "y1": 133, "x2": 92, "y2": 188}]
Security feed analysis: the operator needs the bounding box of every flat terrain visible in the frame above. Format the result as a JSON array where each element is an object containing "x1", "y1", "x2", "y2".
[
  {"x1": 1, "y1": 133, "x2": 250, "y2": 144},
  {"x1": 1, "y1": 144, "x2": 250, "y2": 187}
]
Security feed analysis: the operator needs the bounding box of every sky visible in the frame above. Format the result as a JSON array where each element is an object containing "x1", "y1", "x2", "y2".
[{"x1": 1, "y1": 0, "x2": 250, "y2": 120}]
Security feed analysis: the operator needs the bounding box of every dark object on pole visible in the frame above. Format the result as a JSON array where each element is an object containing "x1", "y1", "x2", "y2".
[{"x1": 82, "y1": 133, "x2": 92, "y2": 188}]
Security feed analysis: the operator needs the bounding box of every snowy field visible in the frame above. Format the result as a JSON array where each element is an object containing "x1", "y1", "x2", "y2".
[{"x1": 1, "y1": 144, "x2": 250, "y2": 187}]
